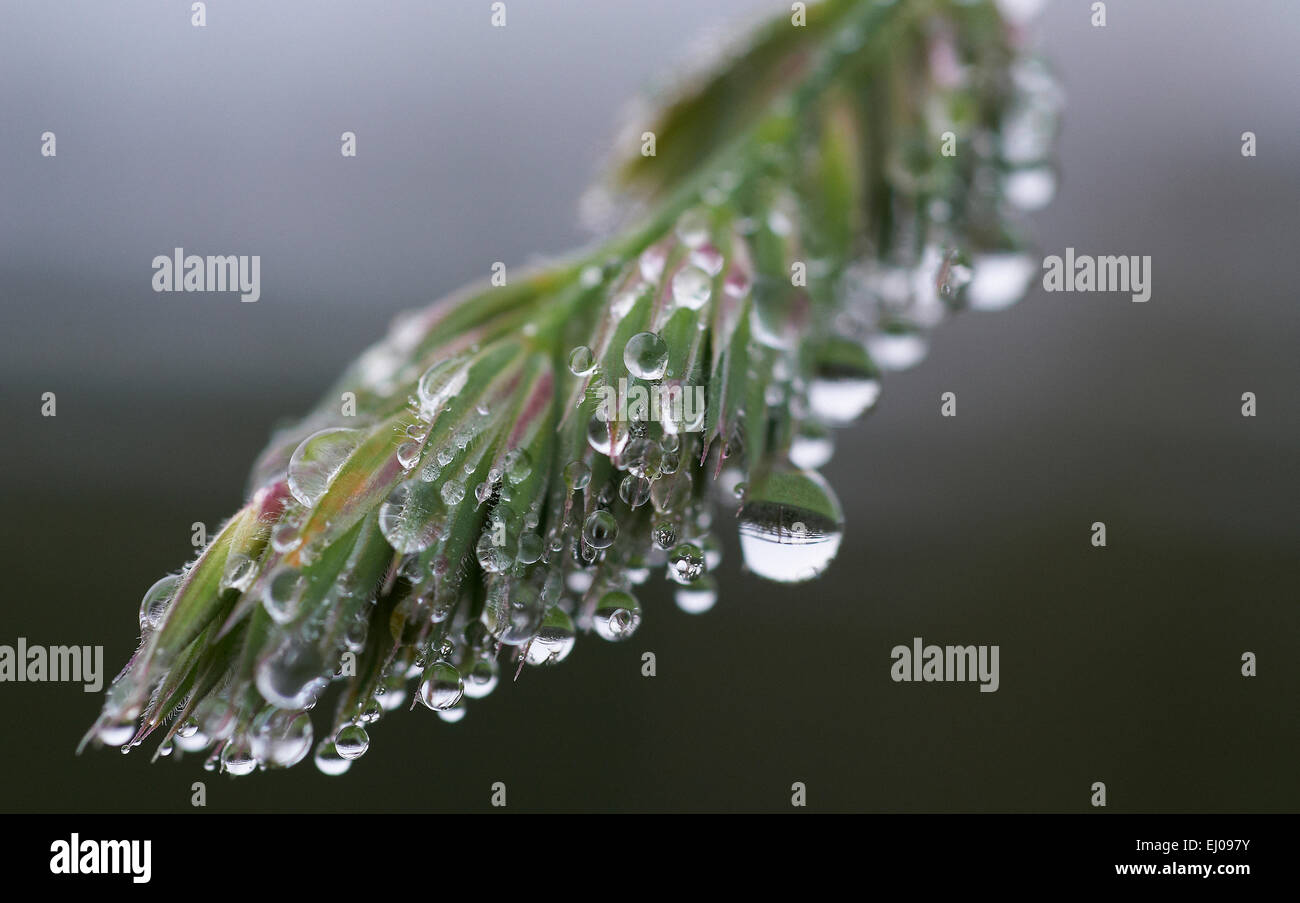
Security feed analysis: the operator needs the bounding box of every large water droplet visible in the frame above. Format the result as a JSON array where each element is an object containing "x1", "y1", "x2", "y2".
[
  {"x1": 593, "y1": 591, "x2": 642, "y2": 641},
  {"x1": 564, "y1": 460, "x2": 591, "y2": 490},
  {"x1": 417, "y1": 358, "x2": 469, "y2": 420},
  {"x1": 334, "y1": 724, "x2": 370, "y2": 761},
  {"x1": 481, "y1": 582, "x2": 544, "y2": 645},
  {"x1": 568, "y1": 345, "x2": 596, "y2": 377},
  {"x1": 967, "y1": 252, "x2": 1035, "y2": 311},
  {"x1": 670, "y1": 265, "x2": 712, "y2": 311},
  {"x1": 256, "y1": 639, "x2": 328, "y2": 709},
  {"x1": 220, "y1": 738, "x2": 258, "y2": 776},
  {"x1": 525, "y1": 606, "x2": 576, "y2": 665},
  {"x1": 379, "y1": 482, "x2": 442, "y2": 554},
  {"x1": 674, "y1": 208, "x2": 710, "y2": 249},
  {"x1": 582, "y1": 510, "x2": 619, "y2": 549},
  {"x1": 462, "y1": 658, "x2": 499, "y2": 699},
  {"x1": 737, "y1": 469, "x2": 844, "y2": 583},
  {"x1": 138, "y1": 573, "x2": 180, "y2": 632},
  {"x1": 418, "y1": 661, "x2": 464, "y2": 710},
  {"x1": 624, "y1": 332, "x2": 669, "y2": 380},
  {"x1": 314, "y1": 740, "x2": 351, "y2": 776},
  {"x1": 674, "y1": 574, "x2": 718, "y2": 614},
  {"x1": 262, "y1": 567, "x2": 305, "y2": 624},
  {"x1": 808, "y1": 339, "x2": 882, "y2": 424},
  {"x1": 250, "y1": 708, "x2": 313, "y2": 769},
  {"x1": 789, "y1": 421, "x2": 835, "y2": 469},
  {"x1": 587, "y1": 413, "x2": 630, "y2": 458},
  {"x1": 288, "y1": 428, "x2": 363, "y2": 507},
  {"x1": 667, "y1": 543, "x2": 706, "y2": 584}
]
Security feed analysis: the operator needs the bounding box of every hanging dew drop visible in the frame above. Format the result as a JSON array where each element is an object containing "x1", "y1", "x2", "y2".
[
  {"x1": 256, "y1": 638, "x2": 328, "y2": 710},
  {"x1": 967, "y1": 252, "x2": 1035, "y2": 311},
  {"x1": 670, "y1": 265, "x2": 713, "y2": 311},
  {"x1": 418, "y1": 661, "x2": 465, "y2": 711},
  {"x1": 525, "y1": 606, "x2": 576, "y2": 665},
  {"x1": 653, "y1": 521, "x2": 678, "y2": 550},
  {"x1": 790, "y1": 420, "x2": 835, "y2": 469},
  {"x1": 481, "y1": 582, "x2": 545, "y2": 645},
  {"x1": 475, "y1": 531, "x2": 512, "y2": 574},
  {"x1": 737, "y1": 468, "x2": 845, "y2": 583},
  {"x1": 675, "y1": 574, "x2": 718, "y2": 614},
  {"x1": 333, "y1": 724, "x2": 370, "y2": 761},
  {"x1": 808, "y1": 338, "x2": 883, "y2": 424},
  {"x1": 463, "y1": 658, "x2": 499, "y2": 699},
  {"x1": 623, "y1": 332, "x2": 669, "y2": 380},
  {"x1": 593, "y1": 590, "x2": 642, "y2": 641},
  {"x1": 619, "y1": 474, "x2": 652, "y2": 508},
  {"x1": 287, "y1": 427, "x2": 363, "y2": 506},
  {"x1": 586, "y1": 413, "x2": 629, "y2": 458},
  {"x1": 313, "y1": 740, "x2": 351, "y2": 776},
  {"x1": 516, "y1": 532, "x2": 544, "y2": 564},
  {"x1": 582, "y1": 510, "x2": 618, "y2": 549},
  {"x1": 568, "y1": 345, "x2": 596, "y2": 376},
  {"x1": 138, "y1": 573, "x2": 179, "y2": 632},
  {"x1": 220, "y1": 738, "x2": 258, "y2": 776},
  {"x1": 667, "y1": 543, "x2": 706, "y2": 584}
]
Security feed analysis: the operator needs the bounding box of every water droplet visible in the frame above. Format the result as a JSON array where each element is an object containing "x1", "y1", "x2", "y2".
[
  {"x1": 670, "y1": 265, "x2": 713, "y2": 311},
  {"x1": 516, "y1": 532, "x2": 544, "y2": 564},
  {"x1": 619, "y1": 474, "x2": 652, "y2": 508},
  {"x1": 526, "y1": 606, "x2": 576, "y2": 665},
  {"x1": 790, "y1": 421, "x2": 835, "y2": 469},
  {"x1": 418, "y1": 661, "x2": 464, "y2": 710},
  {"x1": 250, "y1": 708, "x2": 313, "y2": 769},
  {"x1": 270, "y1": 522, "x2": 301, "y2": 554},
  {"x1": 504, "y1": 448, "x2": 532, "y2": 484},
  {"x1": 667, "y1": 543, "x2": 706, "y2": 584},
  {"x1": 564, "y1": 460, "x2": 591, "y2": 490},
  {"x1": 256, "y1": 639, "x2": 328, "y2": 709},
  {"x1": 653, "y1": 521, "x2": 678, "y2": 550},
  {"x1": 675, "y1": 208, "x2": 710, "y2": 248},
  {"x1": 333, "y1": 724, "x2": 370, "y2": 761},
  {"x1": 675, "y1": 574, "x2": 718, "y2": 614},
  {"x1": 582, "y1": 510, "x2": 619, "y2": 549},
  {"x1": 221, "y1": 554, "x2": 257, "y2": 593},
  {"x1": 313, "y1": 740, "x2": 351, "y2": 776},
  {"x1": 481, "y1": 582, "x2": 544, "y2": 645},
  {"x1": 568, "y1": 345, "x2": 596, "y2": 377},
  {"x1": 587, "y1": 413, "x2": 630, "y2": 458},
  {"x1": 475, "y1": 531, "x2": 512, "y2": 574},
  {"x1": 639, "y1": 244, "x2": 668, "y2": 282},
  {"x1": 967, "y1": 252, "x2": 1035, "y2": 311},
  {"x1": 623, "y1": 332, "x2": 669, "y2": 380},
  {"x1": 396, "y1": 440, "x2": 423, "y2": 471},
  {"x1": 262, "y1": 567, "x2": 305, "y2": 624},
  {"x1": 738, "y1": 469, "x2": 844, "y2": 583},
  {"x1": 138, "y1": 573, "x2": 179, "y2": 631},
  {"x1": 379, "y1": 482, "x2": 442, "y2": 554},
  {"x1": 808, "y1": 339, "x2": 882, "y2": 424},
  {"x1": 690, "y1": 245, "x2": 725, "y2": 277},
  {"x1": 220, "y1": 738, "x2": 257, "y2": 776},
  {"x1": 417, "y1": 358, "x2": 469, "y2": 420},
  {"x1": 593, "y1": 591, "x2": 642, "y2": 641},
  {"x1": 288, "y1": 428, "x2": 363, "y2": 506},
  {"x1": 866, "y1": 327, "x2": 928, "y2": 371},
  {"x1": 440, "y1": 480, "x2": 465, "y2": 506},
  {"x1": 463, "y1": 658, "x2": 499, "y2": 699}
]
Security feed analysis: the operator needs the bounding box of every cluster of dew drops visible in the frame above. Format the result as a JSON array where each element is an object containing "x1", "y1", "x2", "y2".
[{"x1": 108, "y1": 36, "x2": 1061, "y2": 777}]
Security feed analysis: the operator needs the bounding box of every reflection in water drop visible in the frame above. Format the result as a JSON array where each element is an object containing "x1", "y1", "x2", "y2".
[
  {"x1": 738, "y1": 469, "x2": 844, "y2": 583},
  {"x1": 967, "y1": 252, "x2": 1035, "y2": 311},
  {"x1": 288, "y1": 427, "x2": 363, "y2": 507}
]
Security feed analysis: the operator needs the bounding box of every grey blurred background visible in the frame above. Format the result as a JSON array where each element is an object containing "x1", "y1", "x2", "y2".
[{"x1": 1, "y1": 0, "x2": 1296, "y2": 812}]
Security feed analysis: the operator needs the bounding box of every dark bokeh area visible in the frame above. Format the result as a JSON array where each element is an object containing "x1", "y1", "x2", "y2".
[{"x1": 1, "y1": 1, "x2": 1297, "y2": 812}]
